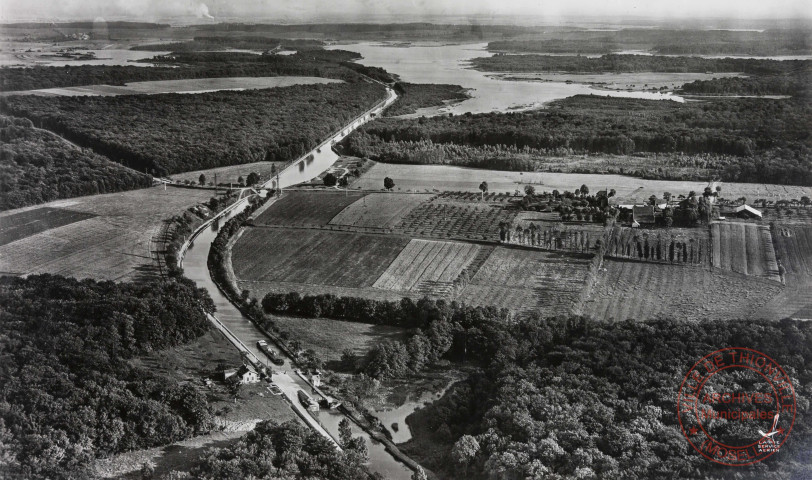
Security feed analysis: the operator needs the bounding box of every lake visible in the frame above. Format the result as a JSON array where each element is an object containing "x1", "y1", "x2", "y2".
[{"x1": 328, "y1": 42, "x2": 686, "y2": 115}]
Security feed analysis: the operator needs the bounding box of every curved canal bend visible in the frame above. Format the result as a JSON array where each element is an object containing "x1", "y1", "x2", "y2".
[{"x1": 181, "y1": 87, "x2": 415, "y2": 479}]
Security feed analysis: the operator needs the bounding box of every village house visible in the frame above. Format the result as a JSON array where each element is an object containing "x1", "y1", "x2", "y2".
[{"x1": 222, "y1": 365, "x2": 260, "y2": 384}]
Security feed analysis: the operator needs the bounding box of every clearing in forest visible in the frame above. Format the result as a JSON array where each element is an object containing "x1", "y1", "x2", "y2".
[
  {"x1": 232, "y1": 228, "x2": 409, "y2": 288},
  {"x1": 711, "y1": 222, "x2": 780, "y2": 281},
  {"x1": 373, "y1": 239, "x2": 481, "y2": 296},
  {"x1": 458, "y1": 247, "x2": 591, "y2": 315},
  {"x1": 329, "y1": 193, "x2": 433, "y2": 229},
  {"x1": 253, "y1": 190, "x2": 366, "y2": 226}
]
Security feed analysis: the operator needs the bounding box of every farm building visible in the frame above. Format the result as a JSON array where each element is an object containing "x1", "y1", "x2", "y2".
[
  {"x1": 631, "y1": 206, "x2": 656, "y2": 227},
  {"x1": 733, "y1": 204, "x2": 763, "y2": 219}
]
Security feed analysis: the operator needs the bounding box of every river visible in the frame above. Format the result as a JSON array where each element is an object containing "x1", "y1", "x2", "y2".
[{"x1": 328, "y1": 42, "x2": 685, "y2": 115}]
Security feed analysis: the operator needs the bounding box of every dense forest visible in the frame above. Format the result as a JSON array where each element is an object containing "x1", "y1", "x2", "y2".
[
  {"x1": 488, "y1": 28, "x2": 812, "y2": 56},
  {"x1": 262, "y1": 292, "x2": 812, "y2": 479},
  {"x1": 1, "y1": 82, "x2": 387, "y2": 175},
  {"x1": 0, "y1": 274, "x2": 216, "y2": 478},
  {"x1": 385, "y1": 82, "x2": 470, "y2": 116},
  {"x1": 681, "y1": 66, "x2": 812, "y2": 97},
  {"x1": 0, "y1": 48, "x2": 382, "y2": 92},
  {"x1": 345, "y1": 95, "x2": 812, "y2": 186},
  {"x1": 471, "y1": 54, "x2": 810, "y2": 75},
  {"x1": 193, "y1": 420, "x2": 375, "y2": 480},
  {"x1": 0, "y1": 115, "x2": 152, "y2": 210}
]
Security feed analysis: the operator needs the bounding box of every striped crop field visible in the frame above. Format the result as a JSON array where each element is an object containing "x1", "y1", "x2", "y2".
[
  {"x1": 457, "y1": 247, "x2": 592, "y2": 315},
  {"x1": 711, "y1": 222, "x2": 779, "y2": 281},
  {"x1": 253, "y1": 190, "x2": 366, "y2": 226},
  {"x1": 373, "y1": 239, "x2": 481, "y2": 296},
  {"x1": 329, "y1": 193, "x2": 433, "y2": 229},
  {"x1": 232, "y1": 228, "x2": 409, "y2": 288}
]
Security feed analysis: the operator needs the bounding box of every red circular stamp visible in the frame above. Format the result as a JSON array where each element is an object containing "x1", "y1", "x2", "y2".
[{"x1": 677, "y1": 347, "x2": 796, "y2": 466}]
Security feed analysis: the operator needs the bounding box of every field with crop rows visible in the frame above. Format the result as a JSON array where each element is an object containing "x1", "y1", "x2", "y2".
[
  {"x1": 458, "y1": 247, "x2": 591, "y2": 315},
  {"x1": 754, "y1": 224, "x2": 812, "y2": 319},
  {"x1": 396, "y1": 197, "x2": 518, "y2": 241},
  {"x1": 0, "y1": 186, "x2": 213, "y2": 280},
  {"x1": 773, "y1": 225, "x2": 812, "y2": 277},
  {"x1": 253, "y1": 190, "x2": 366, "y2": 226},
  {"x1": 579, "y1": 259, "x2": 782, "y2": 321},
  {"x1": 0, "y1": 207, "x2": 96, "y2": 247},
  {"x1": 373, "y1": 239, "x2": 481, "y2": 296},
  {"x1": 711, "y1": 222, "x2": 780, "y2": 281},
  {"x1": 232, "y1": 228, "x2": 409, "y2": 288},
  {"x1": 329, "y1": 193, "x2": 433, "y2": 229}
]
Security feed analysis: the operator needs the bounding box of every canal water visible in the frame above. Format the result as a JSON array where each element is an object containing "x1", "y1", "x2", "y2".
[{"x1": 182, "y1": 198, "x2": 413, "y2": 480}]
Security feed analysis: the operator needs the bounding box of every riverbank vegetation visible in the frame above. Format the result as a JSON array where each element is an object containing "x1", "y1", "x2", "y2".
[
  {"x1": 488, "y1": 28, "x2": 812, "y2": 56},
  {"x1": 0, "y1": 274, "x2": 217, "y2": 479},
  {"x1": 193, "y1": 420, "x2": 372, "y2": 479},
  {"x1": 0, "y1": 48, "x2": 381, "y2": 92},
  {"x1": 385, "y1": 82, "x2": 470, "y2": 116},
  {"x1": 130, "y1": 35, "x2": 324, "y2": 52},
  {"x1": 345, "y1": 95, "x2": 812, "y2": 186},
  {"x1": 1, "y1": 82, "x2": 386, "y2": 175},
  {"x1": 471, "y1": 54, "x2": 810, "y2": 75},
  {"x1": 0, "y1": 115, "x2": 152, "y2": 210}
]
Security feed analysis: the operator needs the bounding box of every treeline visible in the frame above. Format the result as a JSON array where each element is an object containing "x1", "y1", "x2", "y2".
[
  {"x1": 681, "y1": 67, "x2": 812, "y2": 97},
  {"x1": 0, "y1": 114, "x2": 152, "y2": 211},
  {"x1": 345, "y1": 95, "x2": 812, "y2": 186},
  {"x1": 471, "y1": 54, "x2": 811, "y2": 74},
  {"x1": 487, "y1": 28, "x2": 812, "y2": 56},
  {"x1": 130, "y1": 35, "x2": 324, "y2": 51},
  {"x1": 193, "y1": 420, "x2": 372, "y2": 480},
  {"x1": 385, "y1": 82, "x2": 469, "y2": 116},
  {"x1": 2, "y1": 82, "x2": 387, "y2": 176},
  {"x1": 403, "y1": 315, "x2": 811, "y2": 479},
  {"x1": 0, "y1": 48, "x2": 370, "y2": 92},
  {"x1": 0, "y1": 274, "x2": 216, "y2": 478}
]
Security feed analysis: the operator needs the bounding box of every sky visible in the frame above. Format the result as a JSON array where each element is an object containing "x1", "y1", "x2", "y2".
[{"x1": 2, "y1": 0, "x2": 811, "y2": 23}]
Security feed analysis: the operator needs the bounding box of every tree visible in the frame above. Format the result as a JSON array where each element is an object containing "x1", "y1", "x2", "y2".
[
  {"x1": 649, "y1": 195, "x2": 658, "y2": 206},
  {"x1": 802, "y1": 196, "x2": 811, "y2": 207},
  {"x1": 479, "y1": 181, "x2": 489, "y2": 199},
  {"x1": 384, "y1": 177, "x2": 395, "y2": 191},
  {"x1": 608, "y1": 189, "x2": 616, "y2": 198},
  {"x1": 580, "y1": 184, "x2": 589, "y2": 197},
  {"x1": 246, "y1": 172, "x2": 260, "y2": 186},
  {"x1": 198, "y1": 174, "x2": 206, "y2": 186},
  {"x1": 338, "y1": 176, "x2": 349, "y2": 187},
  {"x1": 237, "y1": 175, "x2": 244, "y2": 186},
  {"x1": 452, "y1": 435, "x2": 480, "y2": 473},
  {"x1": 323, "y1": 173, "x2": 337, "y2": 186},
  {"x1": 338, "y1": 418, "x2": 353, "y2": 448},
  {"x1": 663, "y1": 192, "x2": 672, "y2": 203},
  {"x1": 524, "y1": 185, "x2": 536, "y2": 196},
  {"x1": 411, "y1": 465, "x2": 428, "y2": 480}
]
